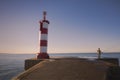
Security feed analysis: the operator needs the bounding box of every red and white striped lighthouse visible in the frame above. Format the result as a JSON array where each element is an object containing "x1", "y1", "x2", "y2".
[{"x1": 37, "y1": 11, "x2": 50, "y2": 59}]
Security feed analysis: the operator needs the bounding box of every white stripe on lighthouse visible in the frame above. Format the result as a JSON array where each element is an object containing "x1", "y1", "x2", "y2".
[
  {"x1": 40, "y1": 46, "x2": 47, "y2": 53},
  {"x1": 41, "y1": 34, "x2": 48, "y2": 40},
  {"x1": 43, "y1": 22, "x2": 48, "y2": 29}
]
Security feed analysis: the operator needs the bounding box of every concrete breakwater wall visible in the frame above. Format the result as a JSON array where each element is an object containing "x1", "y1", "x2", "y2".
[
  {"x1": 96, "y1": 58, "x2": 119, "y2": 66},
  {"x1": 25, "y1": 58, "x2": 119, "y2": 70},
  {"x1": 12, "y1": 58, "x2": 120, "y2": 80},
  {"x1": 25, "y1": 58, "x2": 43, "y2": 70}
]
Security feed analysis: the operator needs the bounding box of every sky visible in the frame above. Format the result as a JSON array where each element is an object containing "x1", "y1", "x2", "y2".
[{"x1": 0, "y1": 0, "x2": 120, "y2": 54}]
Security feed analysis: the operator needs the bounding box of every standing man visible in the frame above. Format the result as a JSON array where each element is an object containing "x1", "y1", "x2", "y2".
[{"x1": 97, "y1": 48, "x2": 102, "y2": 59}]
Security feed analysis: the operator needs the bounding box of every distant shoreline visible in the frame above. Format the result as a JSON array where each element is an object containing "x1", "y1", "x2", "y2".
[{"x1": 0, "y1": 52, "x2": 120, "y2": 54}]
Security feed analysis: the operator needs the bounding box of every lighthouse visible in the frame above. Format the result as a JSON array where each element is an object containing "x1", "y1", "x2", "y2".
[{"x1": 37, "y1": 11, "x2": 50, "y2": 59}]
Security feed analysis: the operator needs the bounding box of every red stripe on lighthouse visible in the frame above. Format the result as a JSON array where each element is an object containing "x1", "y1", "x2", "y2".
[
  {"x1": 40, "y1": 40, "x2": 47, "y2": 46},
  {"x1": 41, "y1": 28, "x2": 48, "y2": 34}
]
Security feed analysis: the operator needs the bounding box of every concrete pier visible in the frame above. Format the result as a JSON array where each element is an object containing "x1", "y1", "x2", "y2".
[{"x1": 12, "y1": 58, "x2": 120, "y2": 80}]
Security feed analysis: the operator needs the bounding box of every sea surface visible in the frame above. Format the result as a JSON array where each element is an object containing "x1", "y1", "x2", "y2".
[{"x1": 0, "y1": 53, "x2": 120, "y2": 80}]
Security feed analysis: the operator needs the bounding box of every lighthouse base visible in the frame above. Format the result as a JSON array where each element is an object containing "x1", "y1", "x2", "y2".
[{"x1": 37, "y1": 53, "x2": 49, "y2": 59}]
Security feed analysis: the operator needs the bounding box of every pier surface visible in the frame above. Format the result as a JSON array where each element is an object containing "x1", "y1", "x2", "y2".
[{"x1": 12, "y1": 58, "x2": 120, "y2": 80}]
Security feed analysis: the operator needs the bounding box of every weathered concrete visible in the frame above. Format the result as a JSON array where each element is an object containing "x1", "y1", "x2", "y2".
[
  {"x1": 106, "y1": 66, "x2": 120, "y2": 80},
  {"x1": 96, "y1": 58, "x2": 119, "y2": 66},
  {"x1": 12, "y1": 58, "x2": 120, "y2": 80},
  {"x1": 25, "y1": 58, "x2": 43, "y2": 70}
]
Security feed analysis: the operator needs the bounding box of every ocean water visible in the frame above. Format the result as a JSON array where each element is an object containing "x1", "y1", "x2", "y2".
[{"x1": 0, "y1": 53, "x2": 120, "y2": 80}]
